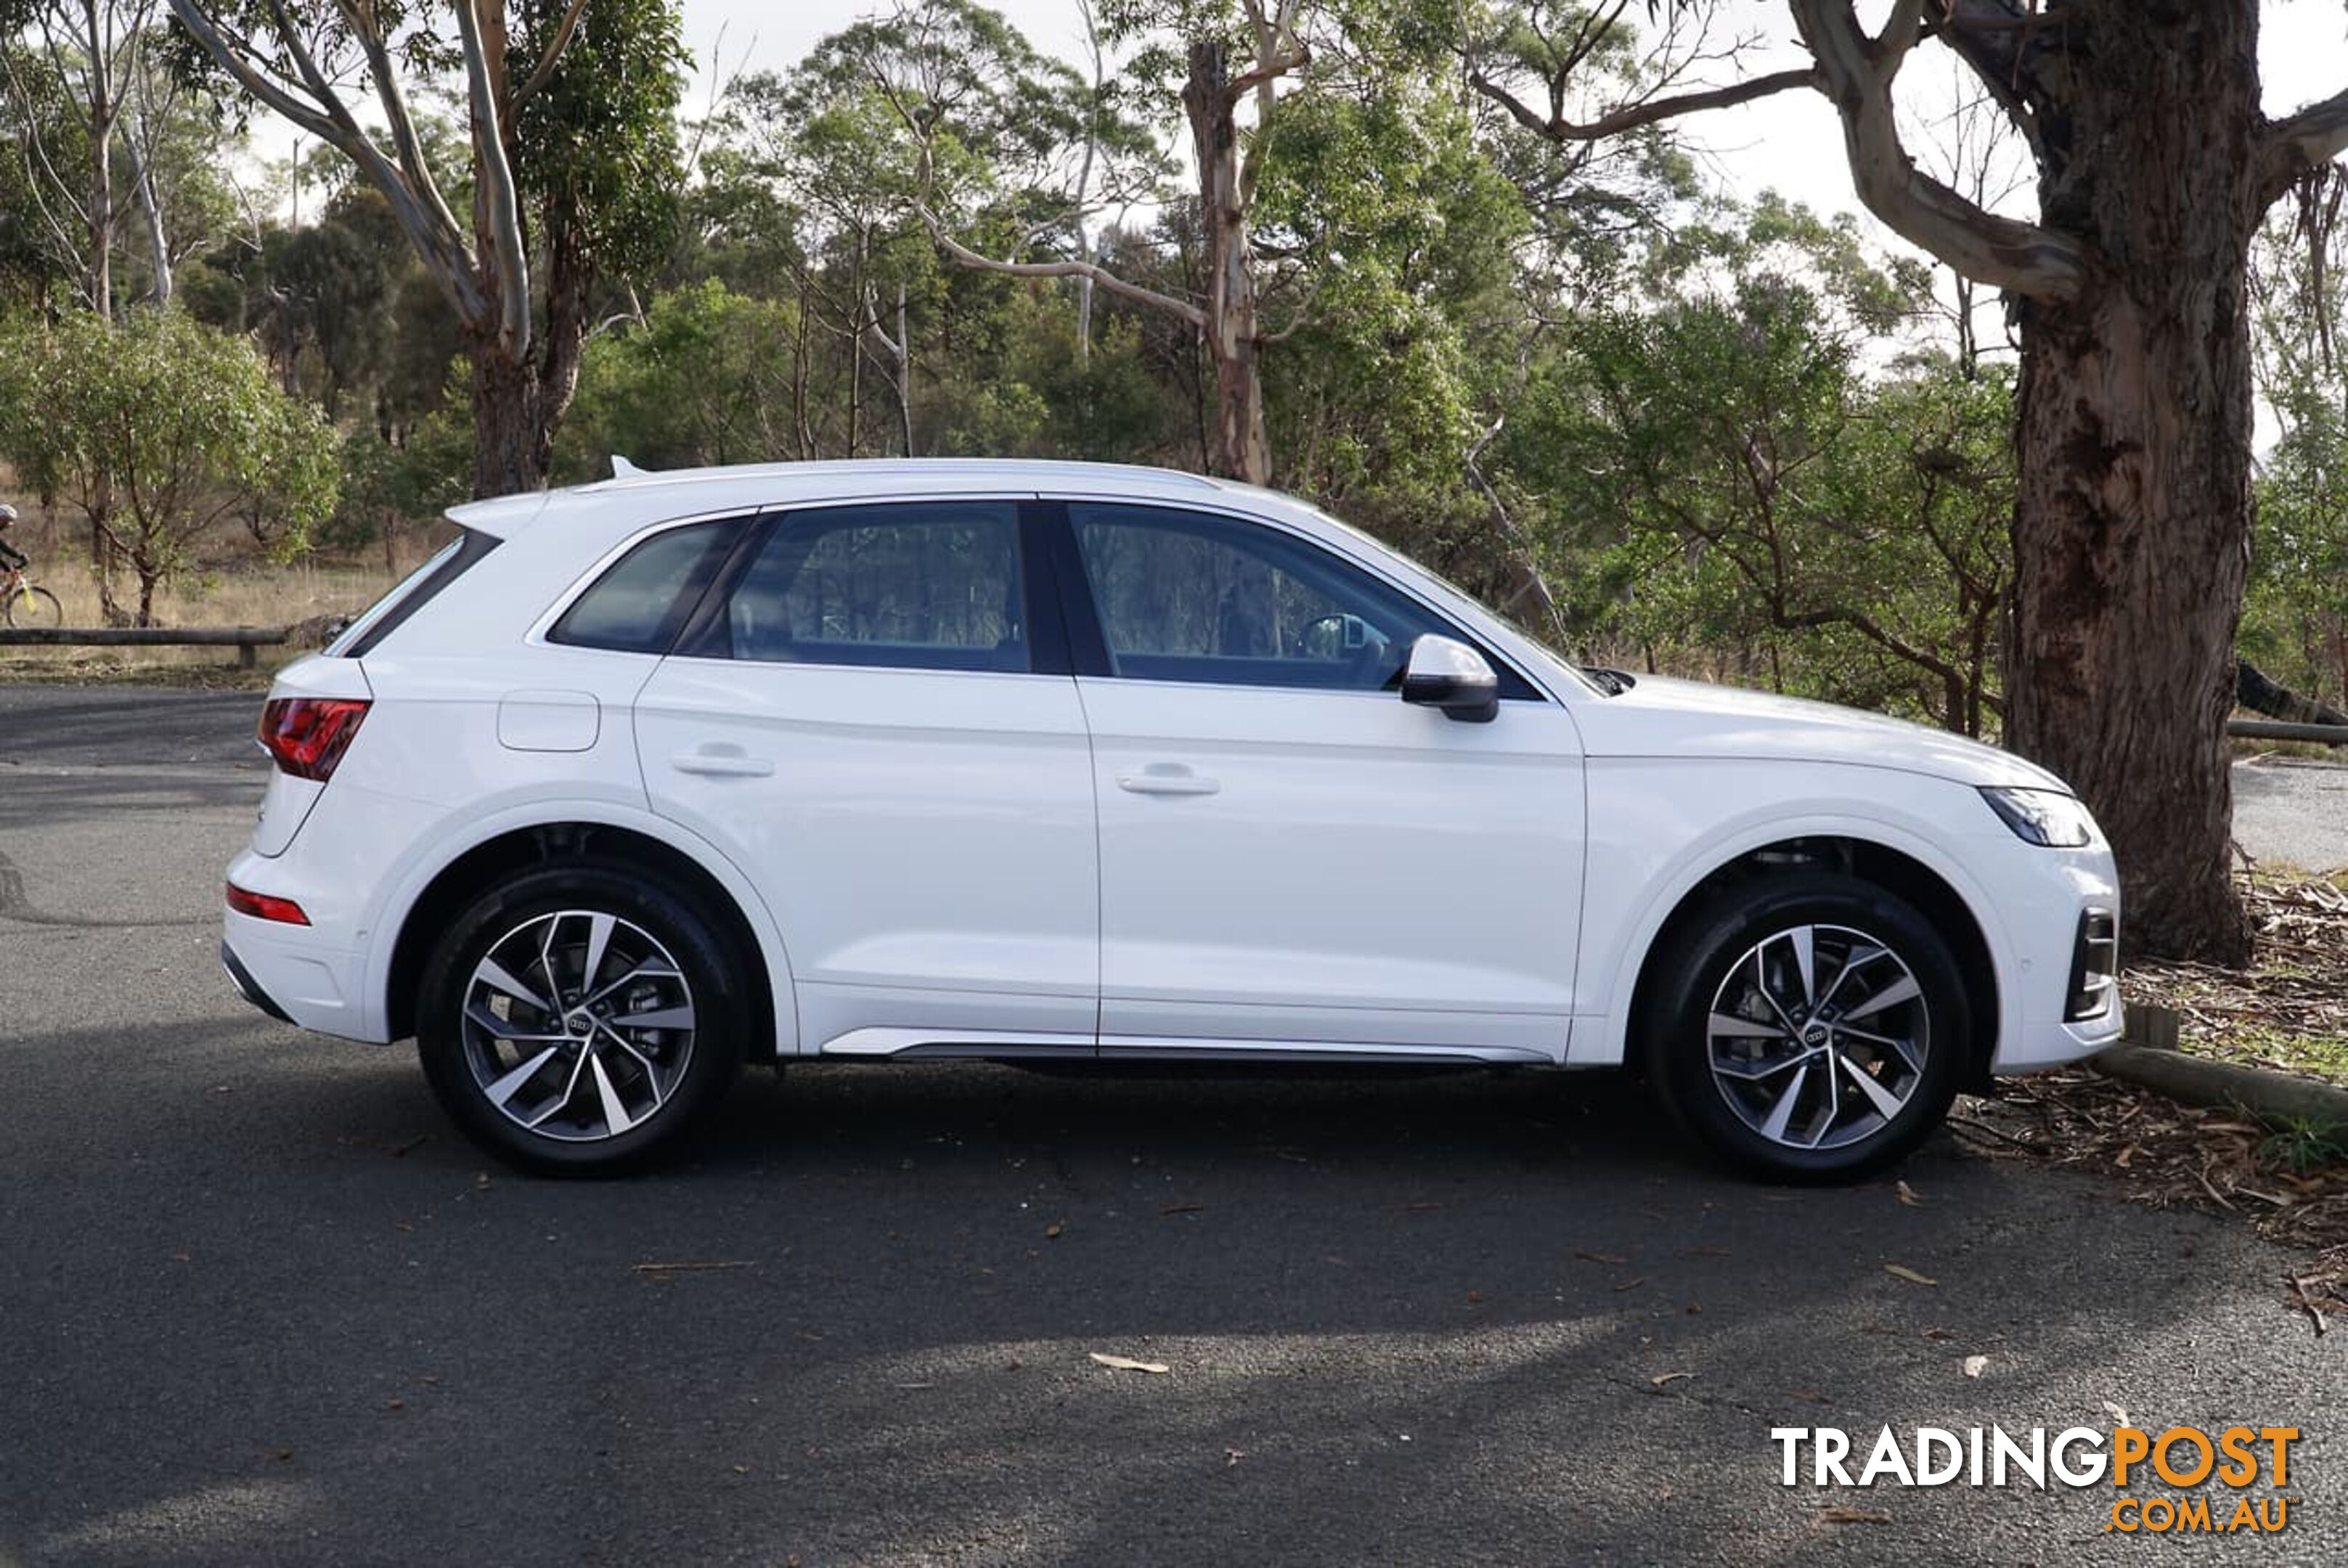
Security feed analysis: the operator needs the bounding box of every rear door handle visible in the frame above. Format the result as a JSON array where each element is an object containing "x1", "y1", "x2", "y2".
[
  {"x1": 1117, "y1": 764, "x2": 1220, "y2": 797},
  {"x1": 672, "y1": 744, "x2": 774, "y2": 778}
]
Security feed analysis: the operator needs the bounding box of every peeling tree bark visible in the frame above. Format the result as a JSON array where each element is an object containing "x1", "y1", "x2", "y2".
[
  {"x1": 1181, "y1": 38, "x2": 1271, "y2": 485},
  {"x1": 1774, "y1": 0, "x2": 2304, "y2": 960},
  {"x1": 1992, "y1": 1, "x2": 2264, "y2": 963}
]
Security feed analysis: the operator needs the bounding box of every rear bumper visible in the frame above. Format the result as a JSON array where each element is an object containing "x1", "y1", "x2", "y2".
[
  {"x1": 221, "y1": 899, "x2": 383, "y2": 1042},
  {"x1": 221, "y1": 942, "x2": 293, "y2": 1024}
]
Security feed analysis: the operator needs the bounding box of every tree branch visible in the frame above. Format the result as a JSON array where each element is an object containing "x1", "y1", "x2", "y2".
[
  {"x1": 1789, "y1": 0, "x2": 2085, "y2": 303},
  {"x1": 2265, "y1": 87, "x2": 2348, "y2": 198},
  {"x1": 333, "y1": 0, "x2": 469, "y2": 255},
  {"x1": 1469, "y1": 64, "x2": 1819, "y2": 144},
  {"x1": 922, "y1": 209, "x2": 1205, "y2": 328},
  {"x1": 453, "y1": 0, "x2": 531, "y2": 355},
  {"x1": 1932, "y1": 0, "x2": 2059, "y2": 165},
  {"x1": 1225, "y1": 46, "x2": 1308, "y2": 107},
  {"x1": 163, "y1": 1, "x2": 343, "y2": 147},
  {"x1": 516, "y1": 0, "x2": 593, "y2": 104}
]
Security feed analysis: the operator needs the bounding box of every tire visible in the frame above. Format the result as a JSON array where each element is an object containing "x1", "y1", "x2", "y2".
[
  {"x1": 1639, "y1": 871, "x2": 1969, "y2": 1183},
  {"x1": 4, "y1": 585, "x2": 60, "y2": 629},
  {"x1": 416, "y1": 863, "x2": 746, "y2": 1175}
]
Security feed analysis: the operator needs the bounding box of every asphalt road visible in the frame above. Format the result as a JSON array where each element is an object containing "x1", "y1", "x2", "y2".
[{"x1": 1, "y1": 686, "x2": 2342, "y2": 1567}]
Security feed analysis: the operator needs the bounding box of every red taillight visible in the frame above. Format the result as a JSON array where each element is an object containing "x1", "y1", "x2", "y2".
[
  {"x1": 258, "y1": 697, "x2": 370, "y2": 781},
  {"x1": 226, "y1": 882, "x2": 311, "y2": 925}
]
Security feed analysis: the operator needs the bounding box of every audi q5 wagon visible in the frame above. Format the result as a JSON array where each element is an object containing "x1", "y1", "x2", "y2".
[{"x1": 223, "y1": 460, "x2": 2122, "y2": 1179}]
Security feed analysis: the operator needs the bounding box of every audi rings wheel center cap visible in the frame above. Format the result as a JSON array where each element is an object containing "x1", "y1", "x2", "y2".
[
  {"x1": 1803, "y1": 1023, "x2": 1831, "y2": 1048},
  {"x1": 566, "y1": 1010, "x2": 596, "y2": 1037}
]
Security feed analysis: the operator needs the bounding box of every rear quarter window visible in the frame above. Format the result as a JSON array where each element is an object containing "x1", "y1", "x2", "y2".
[
  {"x1": 549, "y1": 518, "x2": 743, "y2": 654},
  {"x1": 332, "y1": 529, "x2": 497, "y2": 657}
]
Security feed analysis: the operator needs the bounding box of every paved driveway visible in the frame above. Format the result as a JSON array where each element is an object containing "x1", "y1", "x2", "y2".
[
  {"x1": 1, "y1": 687, "x2": 2339, "y2": 1565},
  {"x1": 2234, "y1": 756, "x2": 2348, "y2": 872}
]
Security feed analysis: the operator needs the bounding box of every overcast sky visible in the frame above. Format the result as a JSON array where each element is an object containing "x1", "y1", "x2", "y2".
[{"x1": 683, "y1": 0, "x2": 2348, "y2": 248}]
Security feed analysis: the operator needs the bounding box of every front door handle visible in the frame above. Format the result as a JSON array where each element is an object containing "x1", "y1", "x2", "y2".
[
  {"x1": 1117, "y1": 764, "x2": 1220, "y2": 797},
  {"x1": 672, "y1": 743, "x2": 774, "y2": 778}
]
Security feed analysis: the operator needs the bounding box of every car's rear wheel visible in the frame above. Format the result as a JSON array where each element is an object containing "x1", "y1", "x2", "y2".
[
  {"x1": 1642, "y1": 872, "x2": 1968, "y2": 1182},
  {"x1": 417, "y1": 865, "x2": 743, "y2": 1175}
]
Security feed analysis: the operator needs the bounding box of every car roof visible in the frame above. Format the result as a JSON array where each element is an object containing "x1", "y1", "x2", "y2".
[{"x1": 444, "y1": 460, "x2": 1238, "y2": 539}]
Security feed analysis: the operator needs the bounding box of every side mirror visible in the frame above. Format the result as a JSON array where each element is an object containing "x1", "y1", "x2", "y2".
[{"x1": 1401, "y1": 634, "x2": 1499, "y2": 723}]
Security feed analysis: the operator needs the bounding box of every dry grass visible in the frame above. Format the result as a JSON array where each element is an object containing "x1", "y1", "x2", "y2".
[{"x1": 2, "y1": 556, "x2": 406, "y2": 685}]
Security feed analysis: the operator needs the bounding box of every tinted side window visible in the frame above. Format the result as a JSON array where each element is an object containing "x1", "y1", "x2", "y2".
[
  {"x1": 335, "y1": 528, "x2": 497, "y2": 657},
  {"x1": 717, "y1": 502, "x2": 1027, "y2": 672},
  {"x1": 1071, "y1": 504, "x2": 1463, "y2": 693},
  {"x1": 550, "y1": 519, "x2": 739, "y2": 654}
]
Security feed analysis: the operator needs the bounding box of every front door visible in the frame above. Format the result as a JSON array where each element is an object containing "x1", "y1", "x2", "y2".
[{"x1": 1060, "y1": 500, "x2": 1586, "y2": 1060}]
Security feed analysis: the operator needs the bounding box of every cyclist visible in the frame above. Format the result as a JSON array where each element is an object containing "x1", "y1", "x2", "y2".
[{"x1": 0, "y1": 505, "x2": 25, "y2": 575}]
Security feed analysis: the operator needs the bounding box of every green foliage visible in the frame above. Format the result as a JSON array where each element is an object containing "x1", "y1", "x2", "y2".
[
  {"x1": 516, "y1": 0, "x2": 690, "y2": 282},
  {"x1": 556, "y1": 280, "x2": 804, "y2": 478},
  {"x1": 1510, "y1": 205, "x2": 2013, "y2": 732},
  {"x1": 2246, "y1": 195, "x2": 2348, "y2": 709},
  {"x1": 0, "y1": 308, "x2": 338, "y2": 618}
]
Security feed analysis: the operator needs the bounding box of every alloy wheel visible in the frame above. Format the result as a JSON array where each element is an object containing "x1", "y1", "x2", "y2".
[
  {"x1": 1705, "y1": 923, "x2": 1931, "y2": 1152},
  {"x1": 459, "y1": 909, "x2": 698, "y2": 1143}
]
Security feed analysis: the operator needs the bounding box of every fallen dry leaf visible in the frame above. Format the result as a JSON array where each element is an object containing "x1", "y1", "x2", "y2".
[
  {"x1": 632, "y1": 1260, "x2": 753, "y2": 1276},
  {"x1": 1820, "y1": 1506, "x2": 1891, "y2": 1525},
  {"x1": 1649, "y1": 1371, "x2": 1692, "y2": 1387},
  {"x1": 2103, "y1": 1400, "x2": 2131, "y2": 1427},
  {"x1": 1575, "y1": 1250, "x2": 1626, "y2": 1265},
  {"x1": 1044, "y1": 1221, "x2": 1065, "y2": 1239},
  {"x1": 1884, "y1": 1264, "x2": 1938, "y2": 1286},
  {"x1": 1896, "y1": 1180, "x2": 1923, "y2": 1208},
  {"x1": 1962, "y1": 1355, "x2": 1989, "y2": 1379},
  {"x1": 1088, "y1": 1352, "x2": 1170, "y2": 1375}
]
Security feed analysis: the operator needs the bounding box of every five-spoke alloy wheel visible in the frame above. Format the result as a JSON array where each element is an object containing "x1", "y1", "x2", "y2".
[
  {"x1": 1644, "y1": 873, "x2": 1967, "y2": 1181},
  {"x1": 418, "y1": 865, "x2": 743, "y2": 1175}
]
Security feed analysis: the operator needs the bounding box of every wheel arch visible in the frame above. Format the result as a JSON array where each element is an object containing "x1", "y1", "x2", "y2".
[
  {"x1": 1599, "y1": 831, "x2": 2004, "y2": 1087},
  {"x1": 375, "y1": 810, "x2": 793, "y2": 1056}
]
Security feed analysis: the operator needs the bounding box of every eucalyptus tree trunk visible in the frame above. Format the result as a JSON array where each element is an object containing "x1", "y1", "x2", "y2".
[
  {"x1": 2000, "y1": 3, "x2": 2261, "y2": 960},
  {"x1": 468, "y1": 333, "x2": 545, "y2": 498},
  {"x1": 1181, "y1": 39, "x2": 1271, "y2": 486}
]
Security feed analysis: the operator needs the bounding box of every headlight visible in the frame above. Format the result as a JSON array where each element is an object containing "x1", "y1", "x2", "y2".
[{"x1": 1980, "y1": 786, "x2": 2097, "y2": 847}]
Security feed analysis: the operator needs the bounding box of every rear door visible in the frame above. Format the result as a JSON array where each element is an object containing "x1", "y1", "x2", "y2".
[{"x1": 632, "y1": 497, "x2": 1099, "y2": 1055}]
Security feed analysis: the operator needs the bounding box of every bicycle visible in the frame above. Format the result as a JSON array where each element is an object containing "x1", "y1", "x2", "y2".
[{"x1": 1, "y1": 565, "x2": 62, "y2": 628}]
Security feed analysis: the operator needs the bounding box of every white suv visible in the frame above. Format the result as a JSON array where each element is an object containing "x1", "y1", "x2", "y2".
[{"x1": 223, "y1": 460, "x2": 2121, "y2": 1179}]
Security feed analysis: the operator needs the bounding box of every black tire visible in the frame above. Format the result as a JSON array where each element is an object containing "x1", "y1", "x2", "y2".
[
  {"x1": 416, "y1": 863, "x2": 746, "y2": 1175},
  {"x1": 1639, "y1": 871, "x2": 1969, "y2": 1183},
  {"x1": 4, "y1": 585, "x2": 61, "y2": 629}
]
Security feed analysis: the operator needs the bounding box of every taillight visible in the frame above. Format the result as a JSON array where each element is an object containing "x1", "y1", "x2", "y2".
[
  {"x1": 226, "y1": 882, "x2": 310, "y2": 925},
  {"x1": 258, "y1": 697, "x2": 370, "y2": 781}
]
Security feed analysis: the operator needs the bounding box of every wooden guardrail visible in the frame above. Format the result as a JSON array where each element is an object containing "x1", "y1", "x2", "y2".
[
  {"x1": 0, "y1": 624, "x2": 292, "y2": 668},
  {"x1": 2230, "y1": 718, "x2": 2348, "y2": 747}
]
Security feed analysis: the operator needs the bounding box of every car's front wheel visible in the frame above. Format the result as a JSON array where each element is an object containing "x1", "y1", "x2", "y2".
[
  {"x1": 1642, "y1": 873, "x2": 1968, "y2": 1182},
  {"x1": 416, "y1": 865, "x2": 744, "y2": 1175}
]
